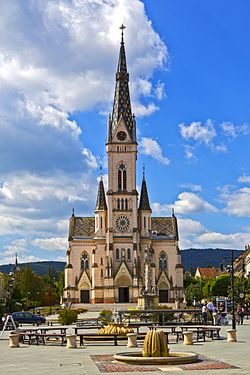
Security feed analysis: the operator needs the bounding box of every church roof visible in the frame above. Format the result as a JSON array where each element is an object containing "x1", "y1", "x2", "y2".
[
  {"x1": 69, "y1": 217, "x2": 95, "y2": 239},
  {"x1": 138, "y1": 175, "x2": 151, "y2": 211},
  {"x1": 95, "y1": 178, "x2": 107, "y2": 211},
  {"x1": 108, "y1": 25, "x2": 135, "y2": 142},
  {"x1": 151, "y1": 217, "x2": 178, "y2": 240}
]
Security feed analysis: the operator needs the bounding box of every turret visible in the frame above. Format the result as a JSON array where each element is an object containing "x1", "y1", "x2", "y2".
[
  {"x1": 138, "y1": 168, "x2": 152, "y2": 236},
  {"x1": 94, "y1": 174, "x2": 107, "y2": 236}
]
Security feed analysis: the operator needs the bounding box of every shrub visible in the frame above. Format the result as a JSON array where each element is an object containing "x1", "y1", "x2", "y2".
[
  {"x1": 98, "y1": 309, "x2": 113, "y2": 326},
  {"x1": 58, "y1": 309, "x2": 78, "y2": 325}
]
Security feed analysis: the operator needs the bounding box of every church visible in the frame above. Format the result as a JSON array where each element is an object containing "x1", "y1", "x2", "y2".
[{"x1": 64, "y1": 27, "x2": 184, "y2": 305}]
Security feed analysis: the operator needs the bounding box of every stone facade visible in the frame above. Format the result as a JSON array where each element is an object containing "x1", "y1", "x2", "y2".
[{"x1": 64, "y1": 28, "x2": 184, "y2": 305}]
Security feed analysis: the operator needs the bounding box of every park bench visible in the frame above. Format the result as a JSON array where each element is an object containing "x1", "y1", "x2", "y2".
[
  {"x1": 78, "y1": 332, "x2": 147, "y2": 346},
  {"x1": 18, "y1": 331, "x2": 66, "y2": 346}
]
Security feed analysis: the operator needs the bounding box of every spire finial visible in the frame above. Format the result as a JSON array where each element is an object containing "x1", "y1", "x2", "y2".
[
  {"x1": 100, "y1": 164, "x2": 103, "y2": 179},
  {"x1": 72, "y1": 208, "x2": 75, "y2": 217},
  {"x1": 172, "y1": 207, "x2": 175, "y2": 216},
  {"x1": 143, "y1": 163, "x2": 145, "y2": 180},
  {"x1": 119, "y1": 24, "x2": 126, "y2": 43}
]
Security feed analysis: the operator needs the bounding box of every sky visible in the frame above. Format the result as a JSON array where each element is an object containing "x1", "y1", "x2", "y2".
[{"x1": 0, "y1": 0, "x2": 249, "y2": 265}]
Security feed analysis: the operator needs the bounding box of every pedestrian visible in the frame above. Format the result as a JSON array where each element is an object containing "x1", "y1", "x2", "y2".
[
  {"x1": 237, "y1": 304, "x2": 244, "y2": 325},
  {"x1": 201, "y1": 304, "x2": 208, "y2": 324},
  {"x1": 212, "y1": 307, "x2": 218, "y2": 325}
]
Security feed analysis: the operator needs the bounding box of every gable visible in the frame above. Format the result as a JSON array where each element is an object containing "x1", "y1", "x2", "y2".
[{"x1": 114, "y1": 262, "x2": 132, "y2": 286}]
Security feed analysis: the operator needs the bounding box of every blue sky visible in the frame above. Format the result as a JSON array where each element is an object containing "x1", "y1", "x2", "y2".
[{"x1": 0, "y1": 0, "x2": 249, "y2": 265}]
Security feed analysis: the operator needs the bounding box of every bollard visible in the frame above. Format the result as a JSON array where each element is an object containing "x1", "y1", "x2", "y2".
[
  {"x1": 66, "y1": 334, "x2": 77, "y2": 349},
  {"x1": 227, "y1": 329, "x2": 237, "y2": 342},
  {"x1": 183, "y1": 331, "x2": 193, "y2": 345},
  {"x1": 9, "y1": 333, "x2": 20, "y2": 348},
  {"x1": 127, "y1": 333, "x2": 138, "y2": 348}
]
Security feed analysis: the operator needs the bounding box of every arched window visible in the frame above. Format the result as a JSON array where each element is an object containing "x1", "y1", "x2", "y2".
[
  {"x1": 101, "y1": 257, "x2": 103, "y2": 266},
  {"x1": 118, "y1": 170, "x2": 122, "y2": 190},
  {"x1": 100, "y1": 217, "x2": 103, "y2": 228},
  {"x1": 117, "y1": 162, "x2": 127, "y2": 191},
  {"x1": 80, "y1": 252, "x2": 89, "y2": 270},
  {"x1": 123, "y1": 170, "x2": 127, "y2": 190},
  {"x1": 159, "y1": 251, "x2": 168, "y2": 270},
  {"x1": 144, "y1": 216, "x2": 146, "y2": 228},
  {"x1": 121, "y1": 198, "x2": 124, "y2": 210},
  {"x1": 125, "y1": 198, "x2": 128, "y2": 210},
  {"x1": 127, "y1": 248, "x2": 131, "y2": 261},
  {"x1": 116, "y1": 248, "x2": 120, "y2": 260},
  {"x1": 117, "y1": 198, "x2": 120, "y2": 210}
]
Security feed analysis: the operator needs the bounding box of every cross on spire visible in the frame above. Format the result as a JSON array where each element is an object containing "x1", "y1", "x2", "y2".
[{"x1": 119, "y1": 24, "x2": 126, "y2": 43}]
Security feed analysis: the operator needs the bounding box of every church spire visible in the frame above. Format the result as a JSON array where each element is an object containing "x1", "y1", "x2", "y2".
[
  {"x1": 95, "y1": 176, "x2": 107, "y2": 211},
  {"x1": 108, "y1": 25, "x2": 135, "y2": 142},
  {"x1": 138, "y1": 168, "x2": 151, "y2": 211}
]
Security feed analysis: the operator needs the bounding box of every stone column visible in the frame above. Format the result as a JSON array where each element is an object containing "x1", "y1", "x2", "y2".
[
  {"x1": 127, "y1": 333, "x2": 138, "y2": 348},
  {"x1": 227, "y1": 329, "x2": 237, "y2": 342},
  {"x1": 9, "y1": 333, "x2": 20, "y2": 348},
  {"x1": 183, "y1": 331, "x2": 193, "y2": 345},
  {"x1": 66, "y1": 334, "x2": 77, "y2": 349}
]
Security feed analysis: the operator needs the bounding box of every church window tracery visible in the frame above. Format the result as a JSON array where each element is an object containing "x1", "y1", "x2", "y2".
[
  {"x1": 80, "y1": 252, "x2": 89, "y2": 270},
  {"x1": 117, "y1": 162, "x2": 127, "y2": 191},
  {"x1": 159, "y1": 251, "x2": 168, "y2": 271}
]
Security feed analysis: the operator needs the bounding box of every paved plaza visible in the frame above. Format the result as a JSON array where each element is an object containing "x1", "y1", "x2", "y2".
[{"x1": 0, "y1": 318, "x2": 250, "y2": 375}]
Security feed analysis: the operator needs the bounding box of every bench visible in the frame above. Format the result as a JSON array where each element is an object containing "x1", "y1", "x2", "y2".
[
  {"x1": 78, "y1": 332, "x2": 147, "y2": 346},
  {"x1": 18, "y1": 332, "x2": 66, "y2": 346}
]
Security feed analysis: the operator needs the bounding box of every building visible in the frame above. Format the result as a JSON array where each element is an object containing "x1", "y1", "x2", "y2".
[
  {"x1": 64, "y1": 27, "x2": 183, "y2": 305},
  {"x1": 195, "y1": 267, "x2": 219, "y2": 279},
  {"x1": 234, "y1": 244, "x2": 250, "y2": 277}
]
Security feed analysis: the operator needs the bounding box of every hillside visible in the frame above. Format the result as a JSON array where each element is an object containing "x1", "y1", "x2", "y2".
[
  {"x1": 0, "y1": 248, "x2": 243, "y2": 275},
  {"x1": 181, "y1": 248, "x2": 243, "y2": 272}
]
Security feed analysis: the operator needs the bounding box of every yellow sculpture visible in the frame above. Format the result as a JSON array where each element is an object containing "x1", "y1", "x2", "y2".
[
  {"x1": 98, "y1": 323, "x2": 134, "y2": 335},
  {"x1": 142, "y1": 329, "x2": 169, "y2": 357}
]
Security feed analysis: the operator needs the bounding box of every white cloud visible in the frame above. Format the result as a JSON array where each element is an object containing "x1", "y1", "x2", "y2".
[
  {"x1": 184, "y1": 145, "x2": 196, "y2": 161},
  {"x1": 154, "y1": 81, "x2": 166, "y2": 100},
  {"x1": 221, "y1": 122, "x2": 250, "y2": 138},
  {"x1": 221, "y1": 187, "x2": 250, "y2": 217},
  {"x1": 170, "y1": 192, "x2": 217, "y2": 214},
  {"x1": 82, "y1": 148, "x2": 98, "y2": 169},
  {"x1": 31, "y1": 237, "x2": 68, "y2": 251},
  {"x1": 238, "y1": 175, "x2": 250, "y2": 184},
  {"x1": 139, "y1": 137, "x2": 170, "y2": 165},
  {"x1": 152, "y1": 192, "x2": 217, "y2": 216},
  {"x1": 180, "y1": 184, "x2": 202, "y2": 192},
  {"x1": 196, "y1": 231, "x2": 249, "y2": 249},
  {"x1": 179, "y1": 119, "x2": 216, "y2": 144}
]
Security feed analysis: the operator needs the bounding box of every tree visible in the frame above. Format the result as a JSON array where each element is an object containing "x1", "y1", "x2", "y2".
[{"x1": 209, "y1": 274, "x2": 230, "y2": 297}]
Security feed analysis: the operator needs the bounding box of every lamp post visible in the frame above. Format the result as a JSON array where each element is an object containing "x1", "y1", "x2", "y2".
[
  {"x1": 220, "y1": 250, "x2": 236, "y2": 330},
  {"x1": 231, "y1": 250, "x2": 236, "y2": 330}
]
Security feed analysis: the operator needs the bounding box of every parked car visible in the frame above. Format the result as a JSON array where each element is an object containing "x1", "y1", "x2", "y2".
[{"x1": 12, "y1": 311, "x2": 46, "y2": 326}]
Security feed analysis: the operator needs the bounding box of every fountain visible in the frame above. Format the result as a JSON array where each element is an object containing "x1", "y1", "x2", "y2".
[{"x1": 113, "y1": 329, "x2": 198, "y2": 365}]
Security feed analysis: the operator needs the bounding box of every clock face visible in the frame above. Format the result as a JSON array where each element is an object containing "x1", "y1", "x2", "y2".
[
  {"x1": 116, "y1": 215, "x2": 130, "y2": 231},
  {"x1": 117, "y1": 131, "x2": 127, "y2": 141}
]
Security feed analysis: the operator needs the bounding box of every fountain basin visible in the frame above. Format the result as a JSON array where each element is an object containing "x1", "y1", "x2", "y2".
[{"x1": 113, "y1": 351, "x2": 198, "y2": 365}]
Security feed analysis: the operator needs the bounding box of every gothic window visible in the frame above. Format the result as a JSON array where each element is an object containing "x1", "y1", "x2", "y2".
[
  {"x1": 123, "y1": 170, "x2": 127, "y2": 190},
  {"x1": 121, "y1": 198, "x2": 124, "y2": 210},
  {"x1": 101, "y1": 269, "x2": 103, "y2": 277},
  {"x1": 101, "y1": 257, "x2": 103, "y2": 266},
  {"x1": 117, "y1": 162, "x2": 127, "y2": 191},
  {"x1": 118, "y1": 170, "x2": 122, "y2": 190},
  {"x1": 125, "y1": 198, "x2": 128, "y2": 210},
  {"x1": 144, "y1": 216, "x2": 146, "y2": 228},
  {"x1": 127, "y1": 248, "x2": 131, "y2": 261},
  {"x1": 117, "y1": 198, "x2": 120, "y2": 210},
  {"x1": 100, "y1": 217, "x2": 103, "y2": 228},
  {"x1": 116, "y1": 248, "x2": 120, "y2": 260},
  {"x1": 80, "y1": 252, "x2": 89, "y2": 270},
  {"x1": 159, "y1": 251, "x2": 168, "y2": 271}
]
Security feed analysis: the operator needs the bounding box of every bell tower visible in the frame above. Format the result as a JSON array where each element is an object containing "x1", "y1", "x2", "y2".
[{"x1": 105, "y1": 25, "x2": 139, "y2": 303}]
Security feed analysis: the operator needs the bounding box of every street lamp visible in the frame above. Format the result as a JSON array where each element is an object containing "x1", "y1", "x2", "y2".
[{"x1": 220, "y1": 250, "x2": 236, "y2": 330}]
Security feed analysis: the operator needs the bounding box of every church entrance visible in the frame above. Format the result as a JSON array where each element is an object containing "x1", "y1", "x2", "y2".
[
  {"x1": 80, "y1": 290, "x2": 90, "y2": 303},
  {"x1": 159, "y1": 289, "x2": 169, "y2": 303},
  {"x1": 118, "y1": 287, "x2": 129, "y2": 303}
]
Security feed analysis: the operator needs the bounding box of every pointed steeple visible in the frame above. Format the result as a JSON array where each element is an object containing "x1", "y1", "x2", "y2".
[
  {"x1": 109, "y1": 25, "x2": 135, "y2": 142},
  {"x1": 138, "y1": 167, "x2": 151, "y2": 211},
  {"x1": 172, "y1": 208, "x2": 179, "y2": 241},
  {"x1": 95, "y1": 176, "x2": 107, "y2": 211}
]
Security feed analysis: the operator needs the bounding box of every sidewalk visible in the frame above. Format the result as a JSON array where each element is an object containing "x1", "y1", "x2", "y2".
[{"x1": 0, "y1": 320, "x2": 249, "y2": 374}]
